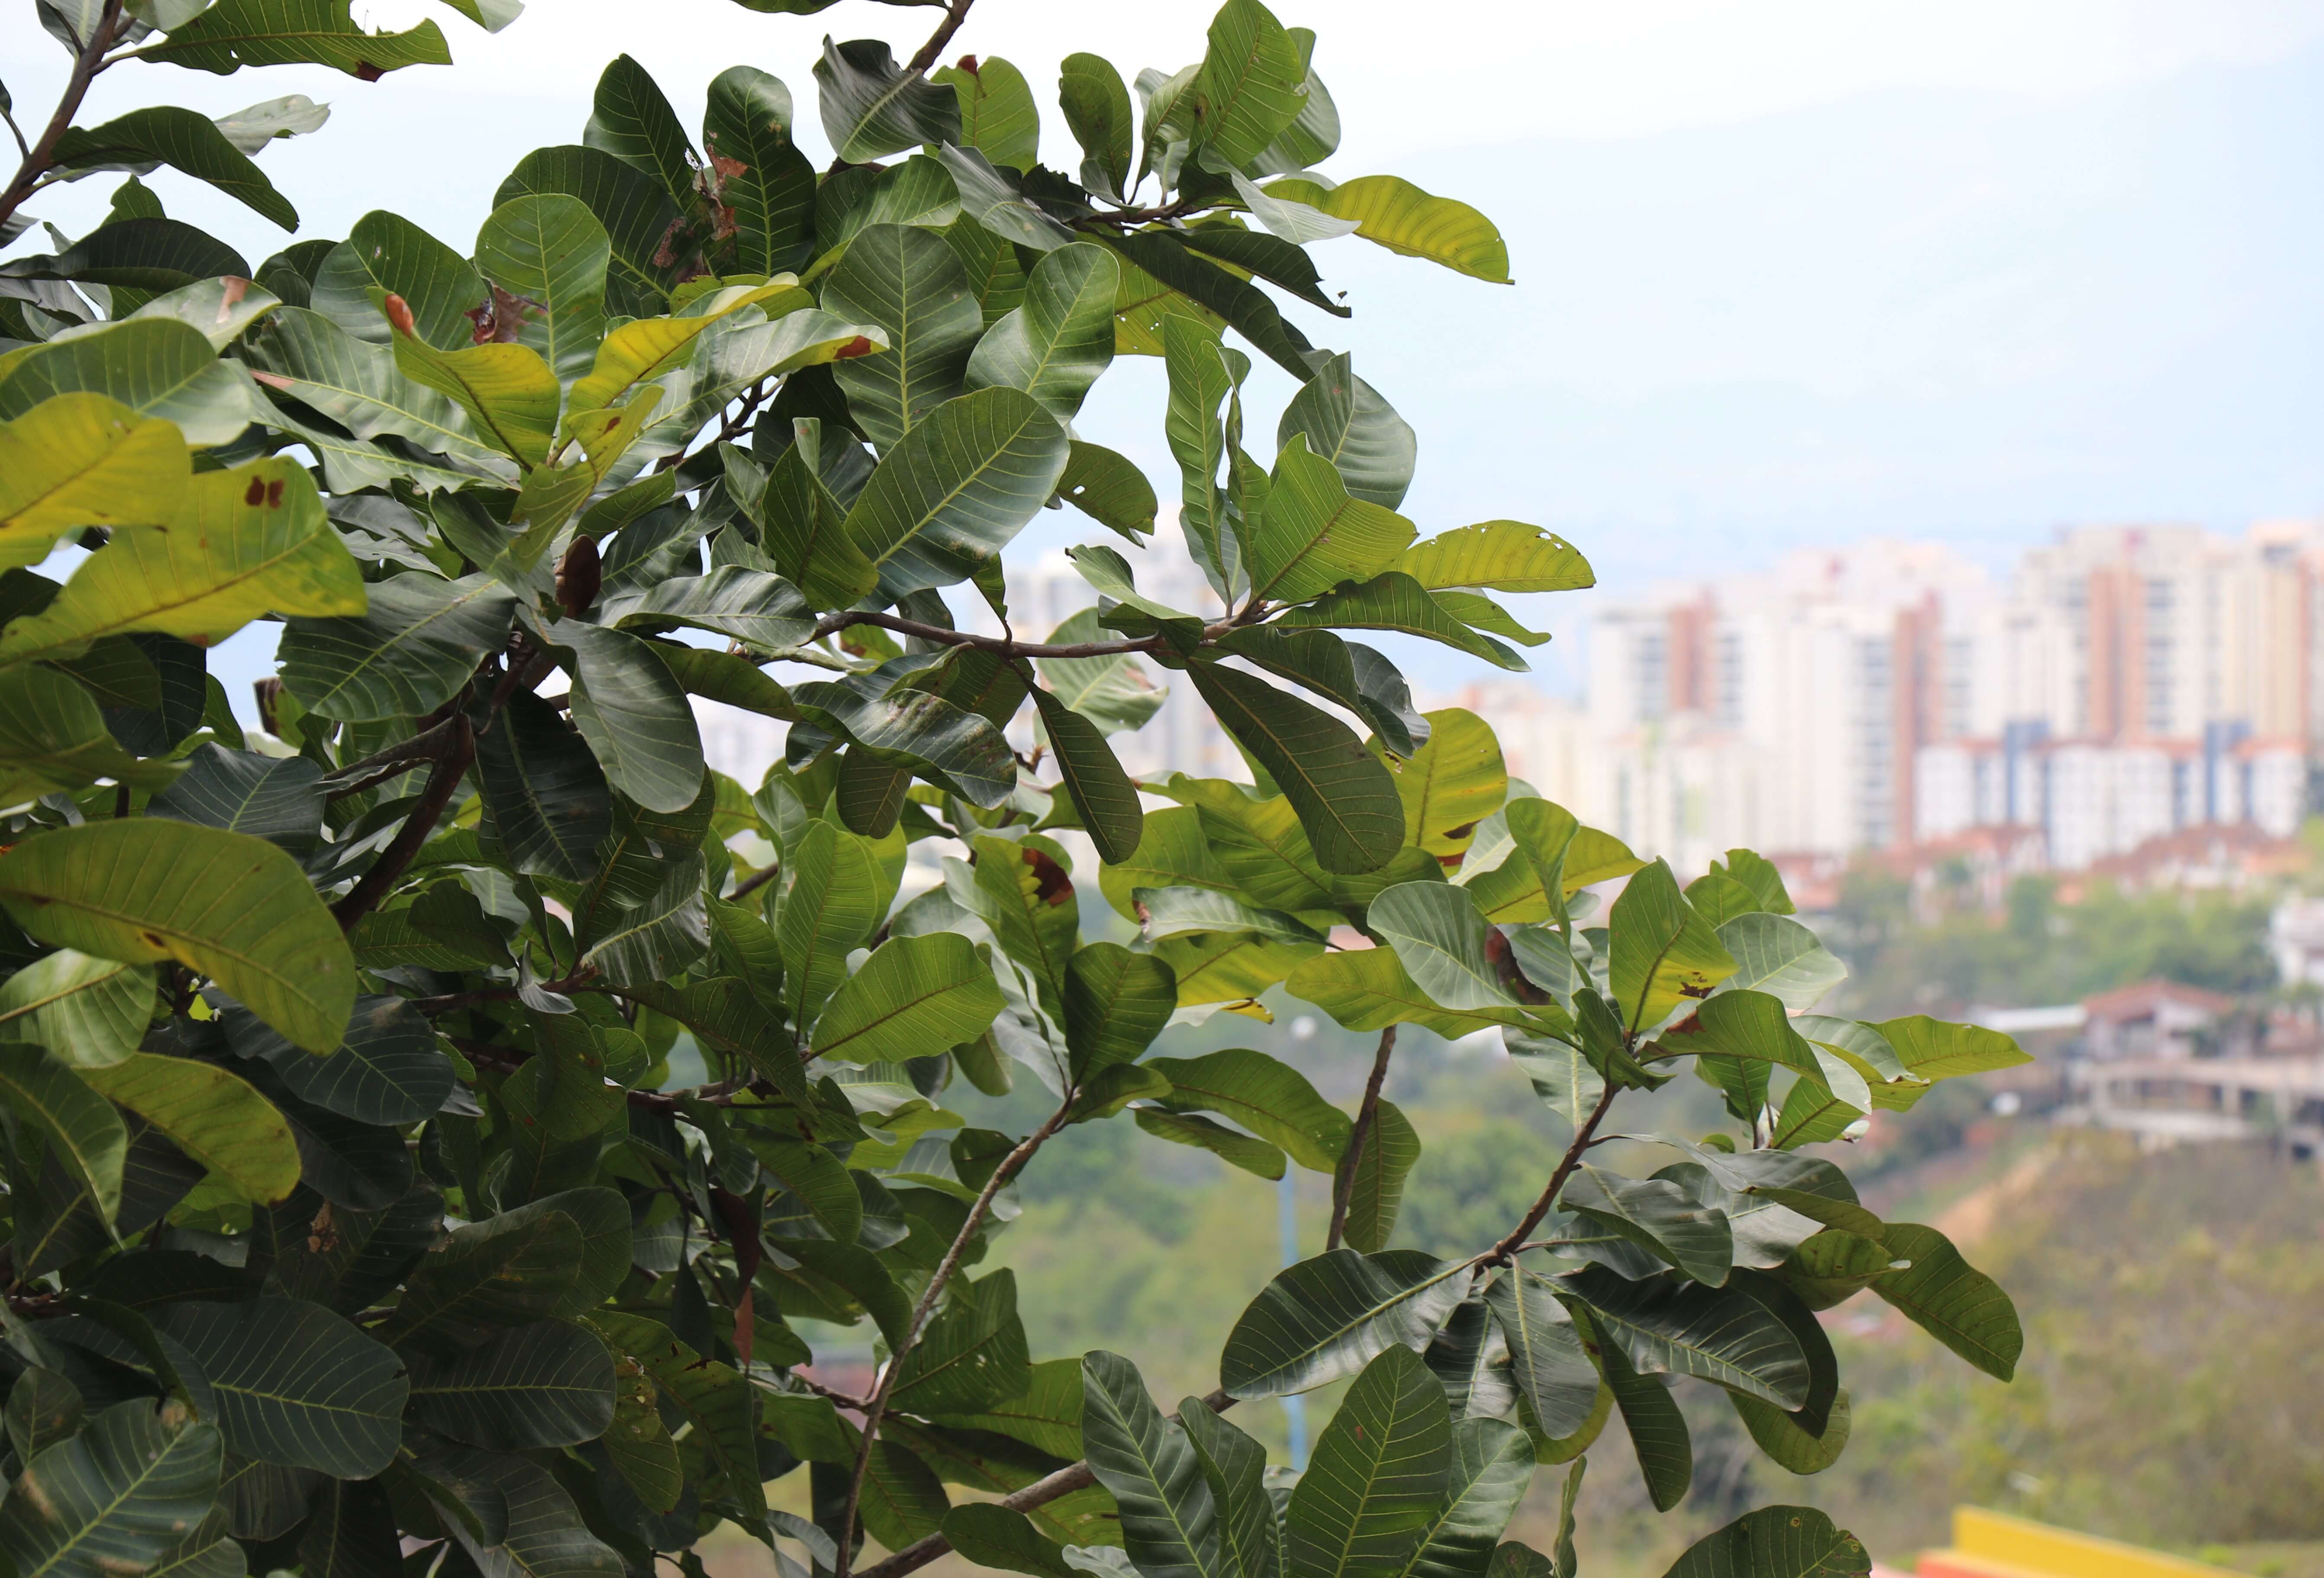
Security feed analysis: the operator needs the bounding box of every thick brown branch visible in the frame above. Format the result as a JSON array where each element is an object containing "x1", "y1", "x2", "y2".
[
  {"x1": 1480, "y1": 1077, "x2": 1624, "y2": 1267},
  {"x1": 729, "y1": 860, "x2": 781, "y2": 904},
  {"x1": 322, "y1": 718, "x2": 459, "y2": 791},
  {"x1": 1326, "y1": 1025, "x2": 1397, "y2": 1251},
  {"x1": 834, "y1": 1093, "x2": 1074, "y2": 1578},
  {"x1": 331, "y1": 715, "x2": 475, "y2": 932},
  {"x1": 0, "y1": 0, "x2": 120, "y2": 232},
  {"x1": 903, "y1": 0, "x2": 976, "y2": 75}
]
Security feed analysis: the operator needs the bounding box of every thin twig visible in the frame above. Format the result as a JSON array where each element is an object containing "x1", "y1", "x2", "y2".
[
  {"x1": 813, "y1": 608, "x2": 1185, "y2": 660},
  {"x1": 1326, "y1": 1026, "x2": 1396, "y2": 1250},
  {"x1": 1480, "y1": 1078, "x2": 1624, "y2": 1267},
  {"x1": 729, "y1": 860, "x2": 781, "y2": 904},
  {"x1": 323, "y1": 717, "x2": 459, "y2": 789},
  {"x1": 0, "y1": 0, "x2": 121, "y2": 231},
  {"x1": 904, "y1": 0, "x2": 976, "y2": 74},
  {"x1": 833, "y1": 1092, "x2": 1074, "y2": 1578},
  {"x1": 331, "y1": 715, "x2": 475, "y2": 933}
]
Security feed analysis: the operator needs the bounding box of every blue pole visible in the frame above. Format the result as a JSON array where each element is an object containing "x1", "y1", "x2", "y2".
[{"x1": 1277, "y1": 1169, "x2": 1308, "y2": 1469}]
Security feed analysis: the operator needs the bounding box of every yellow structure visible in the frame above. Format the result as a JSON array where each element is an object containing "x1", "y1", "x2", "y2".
[{"x1": 1917, "y1": 1507, "x2": 2236, "y2": 1578}]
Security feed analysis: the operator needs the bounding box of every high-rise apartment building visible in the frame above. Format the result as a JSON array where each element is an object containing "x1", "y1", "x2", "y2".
[{"x1": 1578, "y1": 525, "x2": 2319, "y2": 872}]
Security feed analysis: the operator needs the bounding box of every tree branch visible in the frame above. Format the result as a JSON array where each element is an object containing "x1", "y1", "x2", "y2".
[
  {"x1": 813, "y1": 609, "x2": 1185, "y2": 661},
  {"x1": 903, "y1": 0, "x2": 976, "y2": 75},
  {"x1": 0, "y1": 0, "x2": 122, "y2": 233},
  {"x1": 1326, "y1": 1026, "x2": 1396, "y2": 1250},
  {"x1": 729, "y1": 860, "x2": 781, "y2": 904},
  {"x1": 331, "y1": 715, "x2": 475, "y2": 932},
  {"x1": 833, "y1": 1091, "x2": 1074, "y2": 1578},
  {"x1": 1479, "y1": 1077, "x2": 1623, "y2": 1267}
]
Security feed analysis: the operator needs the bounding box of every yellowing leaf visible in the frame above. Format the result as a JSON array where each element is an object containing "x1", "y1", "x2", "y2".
[
  {"x1": 78, "y1": 1052, "x2": 300, "y2": 1203},
  {"x1": 1266, "y1": 174, "x2": 1509, "y2": 284},
  {"x1": 0, "y1": 458, "x2": 363, "y2": 667},
  {"x1": 0, "y1": 394, "x2": 189, "y2": 572}
]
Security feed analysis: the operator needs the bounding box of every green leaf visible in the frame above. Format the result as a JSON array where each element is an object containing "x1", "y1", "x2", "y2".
[
  {"x1": 78, "y1": 1053, "x2": 299, "y2": 1204},
  {"x1": 1286, "y1": 1344, "x2": 1450, "y2": 1578},
  {"x1": 1080, "y1": 1351, "x2": 1220, "y2": 1578},
  {"x1": 1716, "y1": 914, "x2": 1845, "y2": 1014},
  {"x1": 474, "y1": 195, "x2": 611, "y2": 383},
  {"x1": 1264, "y1": 175, "x2": 1509, "y2": 284},
  {"x1": 1279, "y1": 354, "x2": 1415, "y2": 510},
  {"x1": 1340, "y1": 1098, "x2": 1419, "y2": 1255},
  {"x1": 0, "y1": 218, "x2": 247, "y2": 298},
  {"x1": 408, "y1": 1319, "x2": 617, "y2": 1449},
  {"x1": 748, "y1": 1135, "x2": 862, "y2": 1244},
  {"x1": 1399, "y1": 522, "x2": 1592, "y2": 595},
  {"x1": 1145, "y1": 1046, "x2": 1346, "y2": 1171},
  {"x1": 1286, "y1": 948, "x2": 1535, "y2": 1043},
  {"x1": 382, "y1": 297, "x2": 559, "y2": 469},
  {"x1": 495, "y1": 144, "x2": 680, "y2": 318},
  {"x1": 278, "y1": 571, "x2": 514, "y2": 722},
  {"x1": 1732, "y1": 1385, "x2": 1851, "y2": 1476},
  {"x1": 153, "y1": 1297, "x2": 405, "y2": 1476},
  {"x1": 0, "y1": 1398, "x2": 222, "y2": 1578},
  {"x1": 148, "y1": 745, "x2": 323, "y2": 849},
  {"x1": 704, "y1": 67, "x2": 818, "y2": 276},
  {"x1": 472, "y1": 689, "x2": 613, "y2": 881},
  {"x1": 1561, "y1": 1265, "x2": 1806, "y2": 1408},
  {"x1": 1187, "y1": 663, "x2": 1402, "y2": 876},
  {"x1": 0, "y1": 950, "x2": 154, "y2": 1069},
  {"x1": 1865, "y1": 1017, "x2": 2033, "y2": 1105},
  {"x1": 0, "y1": 819, "x2": 356, "y2": 1055},
  {"x1": 53, "y1": 106, "x2": 297, "y2": 229},
  {"x1": 776, "y1": 818, "x2": 886, "y2": 1025},
  {"x1": 1658, "y1": 1507, "x2": 1871, "y2": 1578},
  {"x1": 0, "y1": 320, "x2": 251, "y2": 448},
  {"x1": 1775, "y1": 1232, "x2": 1895, "y2": 1312},
  {"x1": 141, "y1": 0, "x2": 452, "y2": 77},
  {"x1": 1607, "y1": 860, "x2": 1736, "y2": 1035},
  {"x1": 1395, "y1": 1417, "x2": 1534, "y2": 1578},
  {"x1": 1069, "y1": 542, "x2": 1205, "y2": 655},
  {"x1": 842, "y1": 385, "x2": 1069, "y2": 591},
  {"x1": 943, "y1": 1505, "x2": 1078, "y2": 1578},
  {"x1": 1062, "y1": 942, "x2": 1175, "y2": 1081},
  {"x1": 1869, "y1": 1222, "x2": 2021, "y2": 1381},
  {"x1": 1274, "y1": 573, "x2": 1524, "y2": 672},
  {"x1": 1058, "y1": 53, "x2": 1134, "y2": 198},
  {"x1": 1109, "y1": 229, "x2": 1319, "y2": 381},
  {"x1": 538, "y1": 622, "x2": 704, "y2": 814},
  {"x1": 967, "y1": 243, "x2": 1119, "y2": 422},
  {"x1": 1220, "y1": 1248, "x2": 1471, "y2": 1398},
  {"x1": 0, "y1": 458, "x2": 362, "y2": 668},
  {"x1": 890, "y1": 1269, "x2": 1032, "y2": 1416},
  {"x1": 1671, "y1": 991, "x2": 1869, "y2": 1115},
  {"x1": 4, "y1": 1370, "x2": 84, "y2": 1464},
  {"x1": 1189, "y1": 0, "x2": 1308, "y2": 173},
  {"x1": 242, "y1": 306, "x2": 512, "y2": 477},
  {"x1": 1030, "y1": 685, "x2": 1144, "y2": 865},
  {"x1": 1135, "y1": 1109, "x2": 1285, "y2": 1180},
  {"x1": 1482, "y1": 1270, "x2": 1601, "y2": 1440},
  {"x1": 815, "y1": 37, "x2": 961, "y2": 164},
  {"x1": 0, "y1": 394, "x2": 188, "y2": 573},
  {"x1": 310, "y1": 211, "x2": 485, "y2": 350},
  {"x1": 1392, "y1": 708, "x2": 1505, "y2": 857},
  {"x1": 1158, "y1": 317, "x2": 1241, "y2": 596},
  {"x1": 584, "y1": 54, "x2": 698, "y2": 208},
  {"x1": 811, "y1": 932, "x2": 1006, "y2": 1064},
  {"x1": 821, "y1": 225, "x2": 974, "y2": 443},
  {"x1": 1055, "y1": 440, "x2": 1159, "y2": 539},
  {"x1": 0, "y1": 1044, "x2": 128, "y2": 1225},
  {"x1": 1369, "y1": 882, "x2": 1514, "y2": 1012},
  {"x1": 1244, "y1": 436, "x2": 1416, "y2": 606},
  {"x1": 1174, "y1": 1405, "x2": 1273, "y2": 1578},
  {"x1": 1038, "y1": 609, "x2": 1166, "y2": 736},
  {"x1": 1594, "y1": 1326, "x2": 1690, "y2": 1513},
  {"x1": 935, "y1": 55, "x2": 1040, "y2": 172},
  {"x1": 861, "y1": 1439, "x2": 951, "y2": 1550},
  {"x1": 447, "y1": 1452, "x2": 623, "y2": 1578},
  {"x1": 1560, "y1": 1164, "x2": 1734, "y2": 1288}
]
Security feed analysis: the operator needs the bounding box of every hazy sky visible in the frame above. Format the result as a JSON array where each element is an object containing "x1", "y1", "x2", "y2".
[{"x1": 7, "y1": 0, "x2": 2322, "y2": 700}]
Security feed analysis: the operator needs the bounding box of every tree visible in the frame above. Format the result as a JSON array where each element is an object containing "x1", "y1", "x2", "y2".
[{"x1": 0, "y1": 3, "x2": 2034, "y2": 1577}]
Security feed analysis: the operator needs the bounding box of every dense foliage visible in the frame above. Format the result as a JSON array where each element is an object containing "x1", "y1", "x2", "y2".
[{"x1": 0, "y1": 4, "x2": 2035, "y2": 1578}]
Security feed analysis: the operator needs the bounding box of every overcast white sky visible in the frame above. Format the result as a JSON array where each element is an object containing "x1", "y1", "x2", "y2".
[{"x1": 9, "y1": 0, "x2": 2323, "y2": 703}]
